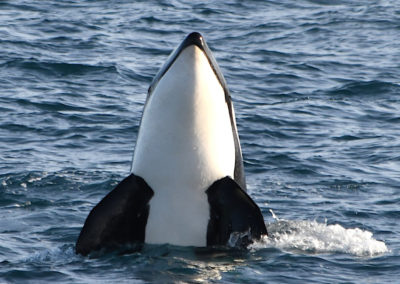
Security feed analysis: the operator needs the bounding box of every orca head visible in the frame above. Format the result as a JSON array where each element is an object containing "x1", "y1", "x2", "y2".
[{"x1": 131, "y1": 32, "x2": 246, "y2": 191}]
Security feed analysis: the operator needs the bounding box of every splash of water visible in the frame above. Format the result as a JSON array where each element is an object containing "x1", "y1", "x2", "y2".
[{"x1": 249, "y1": 210, "x2": 388, "y2": 257}]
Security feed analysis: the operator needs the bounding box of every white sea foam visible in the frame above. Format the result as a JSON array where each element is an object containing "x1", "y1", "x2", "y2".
[
  {"x1": 249, "y1": 210, "x2": 388, "y2": 257},
  {"x1": 25, "y1": 245, "x2": 75, "y2": 263}
]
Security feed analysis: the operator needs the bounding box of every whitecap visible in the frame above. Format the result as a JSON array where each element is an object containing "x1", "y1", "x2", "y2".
[{"x1": 249, "y1": 210, "x2": 388, "y2": 257}]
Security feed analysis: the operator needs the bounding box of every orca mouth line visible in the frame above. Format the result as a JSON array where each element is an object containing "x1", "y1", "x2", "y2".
[
  {"x1": 148, "y1": 32, "x2": 229, "y2": 101},
  {"x1": 144, "y1": 32, "x2": 245, "y2": 190}
]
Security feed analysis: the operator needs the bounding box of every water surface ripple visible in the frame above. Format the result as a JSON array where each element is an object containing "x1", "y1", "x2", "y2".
[{"x1": 1, "y1": 1, "x2": 399, "y2": 283}]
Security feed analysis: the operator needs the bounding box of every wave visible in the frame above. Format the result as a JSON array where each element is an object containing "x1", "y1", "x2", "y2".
[
  {"x1": 249, "y1": 210, "x2": 388, "y2": 257},
  {"x1": 324, "y1": 80, "x2": 399, "y2": 99},
  {"x1": 2, "y1": 58, "x2": 118, "y2": 77}
]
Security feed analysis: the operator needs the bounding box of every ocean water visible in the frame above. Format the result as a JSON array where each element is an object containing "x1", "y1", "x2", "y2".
[{"x1": 1, "y1": 0, "x2": 399, "y2": 283}]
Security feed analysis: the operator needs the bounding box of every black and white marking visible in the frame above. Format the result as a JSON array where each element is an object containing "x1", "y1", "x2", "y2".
[{"x1": 76, "y1": 32, "x2": 267, "y2": 255}]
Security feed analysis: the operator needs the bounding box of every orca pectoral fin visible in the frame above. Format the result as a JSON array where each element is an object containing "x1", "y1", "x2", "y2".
[
  {"x1": 76, "y1": 174, "x2": 154, "y2": 256},
  {"x1": 206, "y1": 176, "x2": 267, "y2": 247}
]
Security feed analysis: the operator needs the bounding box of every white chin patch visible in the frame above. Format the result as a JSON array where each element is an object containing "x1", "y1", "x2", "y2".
[{"x1": 132, "y1": 45, "x2": 235, "y2": 246}]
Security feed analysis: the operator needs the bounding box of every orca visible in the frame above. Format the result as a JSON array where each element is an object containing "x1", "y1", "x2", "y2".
[{"x1": 76, "y1": 32, "x2": 267, "y2": 256}]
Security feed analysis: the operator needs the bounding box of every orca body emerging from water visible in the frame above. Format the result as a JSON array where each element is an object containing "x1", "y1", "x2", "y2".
[{"x1": 76, "y1": 32, "x2": 267, "y2": 256}]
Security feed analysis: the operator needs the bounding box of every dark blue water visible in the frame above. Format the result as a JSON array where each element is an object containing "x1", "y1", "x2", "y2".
[{"x1": 1, "y1": 1, "x2": 399, "y2": 283}]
